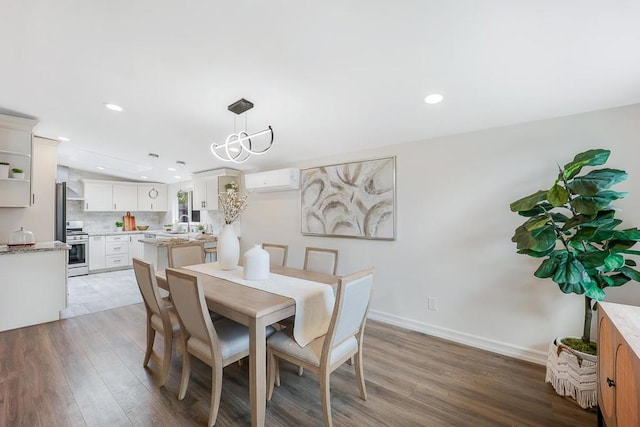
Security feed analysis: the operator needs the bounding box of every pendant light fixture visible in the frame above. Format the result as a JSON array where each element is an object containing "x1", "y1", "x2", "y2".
[
  {"x1": 210, "y1": 98, "x2": 274, "y2": 164},
  {"x1": 148, "y1": 153, "x2": 159, "y2": 199}
]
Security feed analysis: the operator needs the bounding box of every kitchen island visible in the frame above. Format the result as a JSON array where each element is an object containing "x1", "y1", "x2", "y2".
[
  {"x1": 0, "y1": 241, "x2": 70, "y2": 332},
  {"x1": 141, "y1": 234, "x2": 217, "y2": 270}
]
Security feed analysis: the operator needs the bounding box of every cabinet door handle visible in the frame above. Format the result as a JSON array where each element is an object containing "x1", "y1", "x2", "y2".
[
  {"x1": 32, "y1": 194, "x2": 35, "y2": 204},
  {"x1": 86, "y1": 203, "x2": 89, "y2": 210},
  {"x1": 114, "y1": 203, "x2": 117, "y2": 210},
  {"x1": 151, "y1": 203, "x2": 153, "y2": 210},
  {"x1": 607, "y1": 377, "x2": 616, "y2": 387}
]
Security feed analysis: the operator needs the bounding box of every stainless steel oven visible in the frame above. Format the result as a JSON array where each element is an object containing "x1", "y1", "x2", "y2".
[{"x1": 67, "y1": 220, "x2": 89, "y2": 277}]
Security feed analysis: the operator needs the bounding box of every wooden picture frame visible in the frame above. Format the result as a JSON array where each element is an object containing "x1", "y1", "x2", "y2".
[{"x1": 301, "y1": 156, "x2": 396, "y2": 240}]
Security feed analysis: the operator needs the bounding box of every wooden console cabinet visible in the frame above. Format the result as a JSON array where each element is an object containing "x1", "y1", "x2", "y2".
[{"x1": 598, "y1": 302, "x2": 640, "y2": 426}]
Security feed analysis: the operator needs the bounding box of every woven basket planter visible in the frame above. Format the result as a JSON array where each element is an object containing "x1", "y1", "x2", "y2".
[{"x1": 545, "y1": 337, "x2": 597, "y2": 409}]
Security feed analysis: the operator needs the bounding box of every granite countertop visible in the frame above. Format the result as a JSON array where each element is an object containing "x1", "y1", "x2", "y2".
[
  {"x1": 140, "y1": 234, "x2": 217, "y2": 247},
  {"x1": 88, "y1": 229, "x2": 166, "y2": 236},
  {"x1": 0, "y1": 241, "x2": 71, "y2": 255}
]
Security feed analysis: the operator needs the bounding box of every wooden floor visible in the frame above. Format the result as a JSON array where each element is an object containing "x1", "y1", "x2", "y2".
[{"x1": 0, "y1": 303, "x2": 596, "y2": 426}]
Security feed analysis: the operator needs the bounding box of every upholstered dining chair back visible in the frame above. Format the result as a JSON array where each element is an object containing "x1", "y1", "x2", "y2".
[
  {"x1": 168, "y1": 242, "x2": 205, "y2": 268},
  {"x1": 133, "y1": 258, "x2": 165, "y2": 321},
  {"x1": 132, "y1": 257, "x2": 178, "y2": 386},
  {"x1": 326, "y1": 268, "x2": 374, "y2": 349},
  {"x1": 303, "y1": 247, "x2": 339, "y2": 275},
  {"x1": 165, "y1": 268, "x2": 217, "y2": 356},
  {"x1": 262, "y1": 243, "x2": 288, "y2": 267}
]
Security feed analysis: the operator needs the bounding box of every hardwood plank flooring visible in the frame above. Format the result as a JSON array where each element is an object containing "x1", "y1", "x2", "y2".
[{"x1": 0, "y1": 303, "x2": 596, "y2": 426}]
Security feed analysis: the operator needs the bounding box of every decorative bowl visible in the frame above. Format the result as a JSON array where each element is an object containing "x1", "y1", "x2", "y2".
[{"x1": 136, "y1": 225, "x2": 149, "y2": 231}]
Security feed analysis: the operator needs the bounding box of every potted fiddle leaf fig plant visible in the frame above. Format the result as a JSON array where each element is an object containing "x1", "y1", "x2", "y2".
[{"x1": 510, "y1": 148, "x2": 640, "y2": 408}]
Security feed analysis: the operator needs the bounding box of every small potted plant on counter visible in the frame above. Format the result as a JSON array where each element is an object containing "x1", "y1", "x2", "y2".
[
  {"x1": 225, "y1": 181, "x2": 238, "y2": 193},
  {"x1": 115, "y1": 221, "x2": 124, "y2": 232},
  {"x1": 10, "y1": 168, "x2": 25, "y2": 179},
  {"x1": 0, "y1": 161, "x2": 9, "y2": 179}
]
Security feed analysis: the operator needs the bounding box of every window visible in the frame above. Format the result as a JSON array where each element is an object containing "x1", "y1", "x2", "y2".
[{"x1": 177, "y1": 190, "x2": 200, "y2": 223}]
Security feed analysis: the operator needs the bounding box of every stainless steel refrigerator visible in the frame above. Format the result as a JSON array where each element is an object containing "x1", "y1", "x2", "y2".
[{"x1": 55, "y1": 182, "x2": 67, "y2": 243}]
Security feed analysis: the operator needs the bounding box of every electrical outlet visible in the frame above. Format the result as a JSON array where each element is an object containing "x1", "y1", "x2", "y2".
[{"x1": 427, "y1": 297, "x2": 438, "y2": 311}]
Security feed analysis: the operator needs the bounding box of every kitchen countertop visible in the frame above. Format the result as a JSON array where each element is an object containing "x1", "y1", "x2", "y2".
[
  {"x1": 140, "y1": 234, "x2": 218, "y2": 247},
  {"x1": 0, "y1": 241, "x2": 71, "y2": 255}
]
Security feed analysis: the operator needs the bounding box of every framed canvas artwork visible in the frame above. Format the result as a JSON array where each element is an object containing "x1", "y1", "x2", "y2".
[{"x1": 301, "y1": 156, "x2": 396, "y2": 240}]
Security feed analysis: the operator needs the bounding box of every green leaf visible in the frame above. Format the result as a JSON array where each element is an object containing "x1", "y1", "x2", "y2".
[
  {"x1": 553, "y1": 253, "x2": 587, "y2": 288},
  {"x1": 582, "y1": 278, "x2": 606, "y2": 300},
  {"x1": 534, "y1": 252, "x2": 565, "y2": 278},
  {"x1": 550, "y1": 212, "x2": 571, "y2": 223},
  {"x1": 612, "y1": 228, "x2": 640, "y2": 241},
  {"x1": 517, "y1": 247, "x2": 555, "y2": 258},
  {"x1": 510, "y1": 190, "x2": 548, "y2": 212},
  {"x1": 516, "y1": 202, "x2": 554, "y2": 217},
  {"x1": 570, "y1": 191, "x2": 628, "y2": 215},
  {"x1": 602, "y1": 253, "x2": 625, "y2": 272},
  {"x1": 563, "y1": 149, "x2": 611, "y2": 180},
  {"x1": 608, "y1": 273, "x2": 632, "y2": 287},
  {"x1": 523, "y1": 215, "x2": 551, "y2": 231},
  {"x1": 511, "y1": 225, "x2": 556, "y2": 252},
  {"x1": 625, "y1": 259, "x2": 637, "y2": 267},
  {"x1": 547, "y1": 184, "x2": 569, "y2": 207},
  {"x1": 577, "y1": 251, "x2": 609, "y2": 269},
  {"x1": 567, "y1": 168, "x2": 628, "y2": 196},
  {"x1": 620, "y1": 266, "x2": 640, "y2": 282}
]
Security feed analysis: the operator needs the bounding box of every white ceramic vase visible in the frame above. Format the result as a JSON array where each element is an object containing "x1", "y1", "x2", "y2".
[
  {"x1": 243, "y1": 244, "x2": 270, "y2": 280},
  {"x1": 218, "y1": 224, "x2": 239, "y2": 270},
  {"x1": 0, "y1": 164, "x2": 9, "y2": 179}
]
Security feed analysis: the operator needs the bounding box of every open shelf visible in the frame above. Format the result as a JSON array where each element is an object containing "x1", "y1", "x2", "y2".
[
  {"x1": 0, "y1": 177, "x2": 30, "y2": 183},
  {"x1": 0, "y1": 149, "x2": 30, "y2": 158}
]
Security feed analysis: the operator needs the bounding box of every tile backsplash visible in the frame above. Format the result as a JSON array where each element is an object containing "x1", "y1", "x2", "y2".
[{"x1": 67, "y1": 200, "x2": 170, "y2": 232}]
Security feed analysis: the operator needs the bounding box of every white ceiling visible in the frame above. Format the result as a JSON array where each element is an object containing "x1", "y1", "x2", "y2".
[{"x1": 2, "y1": 1, "x2": 640, "y2": 183}]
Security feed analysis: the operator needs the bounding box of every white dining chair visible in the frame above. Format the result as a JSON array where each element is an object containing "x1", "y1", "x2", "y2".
[
  {"x1": 303, "y1": 247, "x2": 339, "y2": 275},
  {"x1": 168, "y1": 241, "x2": 205, "y2": 268},
  {"x1": 132, "y1": 258, "x2": 180, "y2": 387},
  {"x1": 267, "y1": 267, "x2": 374, "y2": 427},
  {"x1": 166, "y1": 268, "x2": 276, "y2": 427},
  {"x1": 262, "y1": 243, "x2": 288, "y2": 267}
]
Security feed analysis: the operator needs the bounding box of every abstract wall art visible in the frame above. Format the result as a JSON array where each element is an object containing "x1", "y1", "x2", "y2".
[{"x1": 301, "y1": 157, "x2": 396, "y2": 240}]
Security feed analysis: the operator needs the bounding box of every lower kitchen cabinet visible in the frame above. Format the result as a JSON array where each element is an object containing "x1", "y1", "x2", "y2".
[
  {"x1": 598, "y1": 302, "x2": 640, "y2": 426},
  {"x1": 128, "y1": 234, "x2": 144, "y2": 264},
  {"x1": 89, "y1": 235, "x2": 106, "y2": 271}
]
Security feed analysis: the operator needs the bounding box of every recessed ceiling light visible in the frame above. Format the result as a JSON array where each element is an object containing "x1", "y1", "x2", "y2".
[
  {"x1": 96, "y1": 166, "x2": 105, "y2": 170},
  {"x1": 57, "y1": 136, "x2": 70, "y2": 142},
  {"x1": 168, "y1": 167, "x2": 177, "y2": 171},
  {"x1": 140, "y1": 175, "x2": 148, "y2": 179},
  {"x1": 104, "y1": 103, "x2": 124, "y2": 112},
  {"x1": 424, "y1": 94, "x2": 444, "y2": 104},
  {"x1": 174, "y1": 175, "x2": 181, "y2": 179}
]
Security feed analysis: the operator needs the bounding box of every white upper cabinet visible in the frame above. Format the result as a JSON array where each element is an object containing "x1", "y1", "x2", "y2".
[
  {"x1": 0, "y1": 114, "x2": 38, "y2": 208},
  {"x1": 84, "y1": 181, "x2": 113, "y2": 211},
  {"x1": 137, "y1": 184, "x2": 167, "y2": 211},
  {"x1": 192, "y1": 170, "x2": 240, "y2": 211},
  {"x1": 84, "y1": 179, "x2": 167, "y2": 212},
  {"x1": 112, "y1": 184, "x2": 137, "y2": 211}
]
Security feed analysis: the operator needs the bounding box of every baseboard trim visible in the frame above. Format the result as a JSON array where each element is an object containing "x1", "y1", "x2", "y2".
[{"x1": 368, "y1": 310, "x2": 547, "y2": 366}]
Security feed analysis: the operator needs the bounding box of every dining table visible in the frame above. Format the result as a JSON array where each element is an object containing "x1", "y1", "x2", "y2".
[{"x1": 155, "y1": 263, "x2": 339, "y2": 427}]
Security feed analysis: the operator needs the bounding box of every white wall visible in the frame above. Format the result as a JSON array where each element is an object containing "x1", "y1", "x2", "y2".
[{"x1": 241, "y1": 103, "x2": 640, "y2": 364}]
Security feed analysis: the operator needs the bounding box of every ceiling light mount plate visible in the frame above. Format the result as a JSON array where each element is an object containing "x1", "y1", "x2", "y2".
[{"x1": 228, "y1": 98, "x2": 254, "y2": 115}]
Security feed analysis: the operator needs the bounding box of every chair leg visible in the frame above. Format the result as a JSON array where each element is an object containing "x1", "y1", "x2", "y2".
[
  {"x1": 275, "y1": 358, "x2": 281, "y2": 387},
  {"x1": 320, "y1": 369, "x2": 332, "y2": 427},
  {"x1": 267, "y1": 348, "x2": 276, "y2": 401},
  {"x1": 354, "y1": 351, "x2": 367, "y2": 401},
  {"x1": 159, "y1": 331, "x2": 172, "y2": 387},
  {"x1": 347, "y1": 356, "x2": 354, "y2": 366},
  {"x1": 297, "y1": 366, "x2": 304, "y2": 376},
  {"x1": 144, "y1": 325, "x2": 155, "y2": 367},
  {"x1": 208, "y1": 365, "x2": 223, "y2": 427},
  {"x1": 178, "y1": 352, "x2": 191, "y2": 400}
]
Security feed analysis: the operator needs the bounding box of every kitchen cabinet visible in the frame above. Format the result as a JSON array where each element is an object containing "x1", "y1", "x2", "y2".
[
  {"x1": 112, "y1": 184, "x2": 138, "y2": 211},
  {"x1": 193, "y1": 175, "x2": 237, "y2": 211},
  {"x1": 137, "y1": 184, "x2": 167, "y2": 211},
  {"x1": 89, "y1": 235, "x2": 106, "y2": 271},
  {"x1": 0, "y1": 114, "x2": 37, "y2": 208},
  {"x1": 128, "y1": 233, "x2": 144, "y2": 264},
  {"x1": 598, "y1": 302, "x2": 640, "y2": 426},
  {"x1": 106, "y1": 234, "x2": 129, "y2": 268},
  {"x1": 84, "y1": 181, "x2": 113, "y2": 211}
]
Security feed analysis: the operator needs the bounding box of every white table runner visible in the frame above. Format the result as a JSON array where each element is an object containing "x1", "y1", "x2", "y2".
[{"x1": 185, "y1": 262, "x2": 334, "y2": 347}]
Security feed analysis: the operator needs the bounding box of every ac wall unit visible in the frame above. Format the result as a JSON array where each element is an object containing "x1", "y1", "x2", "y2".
[{"x1": 244, "y1": 168, "x2": 300, "y2": 192}]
